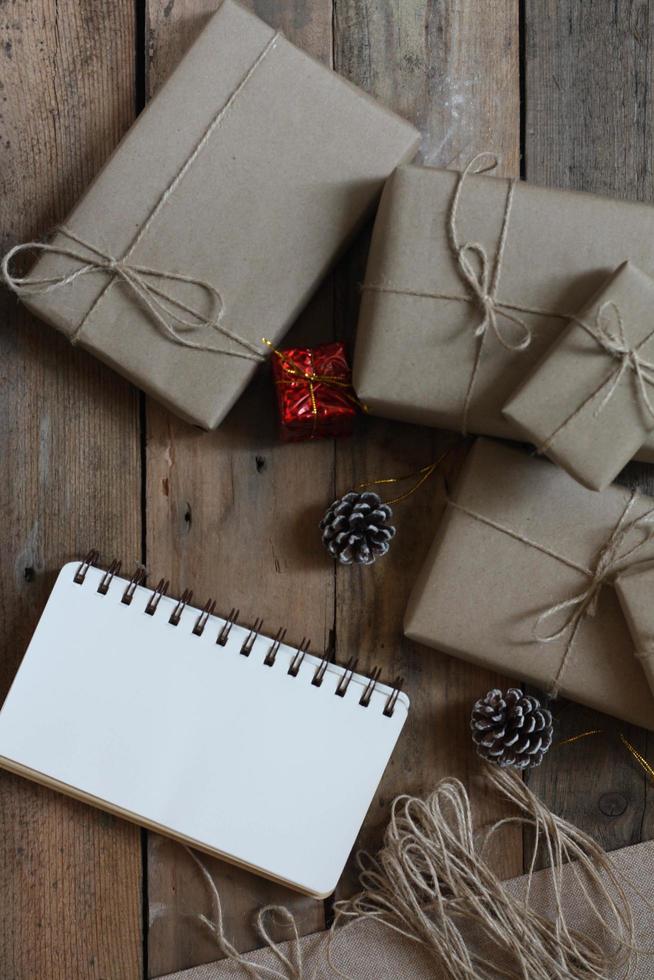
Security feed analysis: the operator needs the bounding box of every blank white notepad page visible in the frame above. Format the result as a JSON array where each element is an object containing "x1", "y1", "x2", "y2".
[{"x1": 0, "y1": 563, "x2": 409, "y2": 896}]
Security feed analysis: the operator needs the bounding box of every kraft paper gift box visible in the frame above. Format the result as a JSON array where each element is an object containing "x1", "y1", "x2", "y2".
[
  {"x1": 615, "y1": 561, "x2": 654, "y2": 701},
  {"x1": 3, "y1": 0, "x2": 419, "y2": 429},
  {"x1": 353, "y1": 157, "x2": 654, "y2": 463},
  {"x1": 503, "y1": 261, "x2": 654, "y2": 491},
  {"x1": 404, "y1": 438, "x2": 654, "y2": 730}
]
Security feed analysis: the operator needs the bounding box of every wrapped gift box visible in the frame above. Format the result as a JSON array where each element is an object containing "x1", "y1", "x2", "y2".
[
  {"x1": 615, "y1": 561, "x2": 654, "y2": 701},
  {"x1": 404, "y1": 439, "x2": 654, "y2": 730},
  {"x1": 7, "y1": 0, "x2": 418, "y2": 428},
  {"x1": 503, "y1": 261, "x2": 654, "y2": 491},
  {"x1": 353, "y1": 160, "x2": 654, "y2": 462},
  {"x1": 271, "y1": 341, "x2": 357, "y2": 441}
]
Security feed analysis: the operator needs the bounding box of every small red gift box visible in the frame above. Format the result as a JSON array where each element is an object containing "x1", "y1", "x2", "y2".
[{"x1": 270, "y1": 341, "x2": 358, "y2": 441}]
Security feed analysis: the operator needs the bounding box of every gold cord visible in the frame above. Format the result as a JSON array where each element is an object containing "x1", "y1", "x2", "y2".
[
  {"x1": 355, "y1": 441, "x2": 464, "y2": 507},
  {"x1": 558, "y1": 728, "x2": 654, "y2": 783}
]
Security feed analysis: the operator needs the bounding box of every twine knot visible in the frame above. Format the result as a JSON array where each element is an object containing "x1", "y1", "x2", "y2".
[
  {"x1": 455, "y1": 240, "x2": 530, "y2": 353},
  {"x1": 535, "y1": 534, "x2": 619, "y2": 645},
  {"x1": 449, "y1": 488, "x2": 654, "y2": 700},
  {"x1": 588, "y1": 302, "x2": 654, "y2": 421},
  {"x1": 2, "y1": 227, "x2": 264, "y2": 361},
  {"x1": 534, "y1": 490, "x2": 654, "y2": 695},
  {"x1": 537, "y1": 301, "x2": 654, "y2": 456},
  {"x1": 449, "y1": 154, "x2": 531, "y2": 432}
]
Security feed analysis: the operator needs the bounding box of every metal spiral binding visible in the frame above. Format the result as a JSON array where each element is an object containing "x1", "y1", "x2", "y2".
[
  {"x1": 169, "y1": 589, "x2": 193, "y2": 626},
  {"x1": 383, "y1": 677, "x2": 404, "y2": 718},
  {"x1": 193, "y1": 599, "x2": 216, "y2": 636},
  {"x1": 288, "y1": 637, "x2": 310, "y2": 677},
  {"x1": 122, "y1": 567, "x2": 146, "y2": 605},
  {"x1": 217, "y1": 608, "x2": 238, "y2": 646},
  {"x1": 359, "y1": 666, "x2": 382, "y2": 707},
  {"x1": 74, "y1": 550, "x2": 99, "y2": 584},
  {"x1": 145, "y1": 578, "x2": 169, "y2": 615},
  {"x1": 241, "y1": 617, "x2": 263, "y2": 657},
  {"x1": 335, "y1": 657, "x2": 358, "y2": 697},
  {"x1": 264, "y1": 627, "x2": 287, "y2": 667},
  {"x1": 311, "y1": 652, "x2": 330, "y2": 687},
  {"x1": 71, "y1": 556, "x2": 405, "y2": 716},
  {"x1": 97, "y1": 559, "x2": 121, "y2": 595}
]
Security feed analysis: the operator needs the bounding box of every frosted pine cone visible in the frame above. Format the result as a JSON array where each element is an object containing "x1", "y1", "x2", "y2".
[
  {"x1": 320, "y1": 491, "x2": 396, "y2": 565},
  {"x1": 471, "y1": 688, "x2": 553, "y2": 770}
]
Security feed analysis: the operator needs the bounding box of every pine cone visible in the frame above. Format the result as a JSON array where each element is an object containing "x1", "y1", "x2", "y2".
[
  {"x1": 471, "y1": 688, "x2": 553, "y2": 770},
  {"x1": 320, "y1": 491, "x2": 396, "y2": 565}
]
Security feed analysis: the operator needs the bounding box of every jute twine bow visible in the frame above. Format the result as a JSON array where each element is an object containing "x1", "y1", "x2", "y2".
[
  {"x1": 1, "y1": 31, "x2": 282, "y2": 363},
  {"x1": 537, "y1": 301, "x2": 654, "y2": 454},
  {"x1": 2, "y1": 227, "x2": 263, "y2": 359},
  {"x1": 450, "y1": 488, "x2": 654, "y2": 697},
  {"x1": 446, "y1": 153, "x2": 532, "y2": 434}
]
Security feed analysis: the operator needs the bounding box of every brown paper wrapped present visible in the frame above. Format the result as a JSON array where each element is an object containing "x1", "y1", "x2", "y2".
[
  {"x1": 615, "y1": 560, "x2": 654, "y2": 701},
  {"x1": 503, "y1": 261, "x2": 654, "y2": 491},
  {"x1": 353, "y1": 156, "x2": 654, "y2": 462},
  {"x1": 404, "y1": 439, "x2": 654, "y2": 730},
  {"x1": 3, "y1": 0, "x2": 418, "y2": 429}
]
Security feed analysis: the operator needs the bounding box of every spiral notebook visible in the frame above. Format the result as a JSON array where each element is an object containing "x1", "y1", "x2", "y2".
[{"x1": 0, "y1": 555, "x2": 409, "y2": 897}]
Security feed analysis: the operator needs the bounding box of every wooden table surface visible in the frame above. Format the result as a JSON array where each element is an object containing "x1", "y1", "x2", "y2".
[{"x1": 2, "y1": 1, "x2": 654, "y2": 977}]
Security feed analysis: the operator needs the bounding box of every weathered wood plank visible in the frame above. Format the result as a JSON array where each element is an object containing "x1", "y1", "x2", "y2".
[
  {"x1": 332, "y1": 0, "x2": 523, "y2": 897},
  {"x1": 524, "y1": 0, "x2": 654, "y2": 855},
  {"x1": 143, "y1": 2, "x2": 333, "y2": 975},
  {"x1": 0, "y1": 1, "x2": 142, "y2": 977}
]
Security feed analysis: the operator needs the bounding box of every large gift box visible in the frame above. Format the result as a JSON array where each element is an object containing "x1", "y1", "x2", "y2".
[
  {"x1": 353, "y1": 158, "x2": 654, "y2": 462},
  {"x1": 6, "y1": 0, "x2": 418, "y2": 429},
  {"x1": 404, "y1": 439, "x2": 654, "y2": 730}
]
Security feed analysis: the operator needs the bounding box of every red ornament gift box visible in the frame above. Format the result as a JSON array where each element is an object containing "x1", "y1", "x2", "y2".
[{"x1": 270, "y1": 341, "x2": 358, "y2": 441}]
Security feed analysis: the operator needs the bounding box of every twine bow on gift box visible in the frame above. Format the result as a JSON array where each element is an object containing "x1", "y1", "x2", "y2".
[
  {"x1": 2, "y1": 227, "x2": 264, "y2": 360},
  {"x1": 445, "y1": 155, "x2": 533, "y2": 432},
  {"x1": 1, "y1": 30, "x2": 282, "y2": 363},
  {"x1": 536, "y1": 301, "x2": 654, "y2": 454},
  {"x1": 450, "y1": 487, "x2": 654, "y2": 697}
]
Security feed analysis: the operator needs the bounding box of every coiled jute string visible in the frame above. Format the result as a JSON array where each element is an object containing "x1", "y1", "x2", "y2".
[
  {"x1": 1, "y1": 33, "x2": 281, "y2": 361},
  {"x1": 333, "y1": 768, "x2": 644, "y2": 980},
  {"x1": 183, "y1": 765, "x2": 652, "y2": 980}
]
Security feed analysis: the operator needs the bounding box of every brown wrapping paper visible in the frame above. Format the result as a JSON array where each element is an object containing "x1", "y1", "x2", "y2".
[
  {"x1": 503, "y1": 261, "x2": 654, "y2": 491},
  {"x1": 615, "y1": 560, "x2": 654, "y2": 701},
  {"x1": 158, "y1": 841, "x2": 654, "y2": 980},
  {"x1": 353, "y1": 160, "x2": 654, "y2": 463},
  {"x1": 404, "y1": 439, "x2": 654, "y2": 730},
  {"x1": 12, "y1": 0, "x2": 418, "y2": 429}
]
